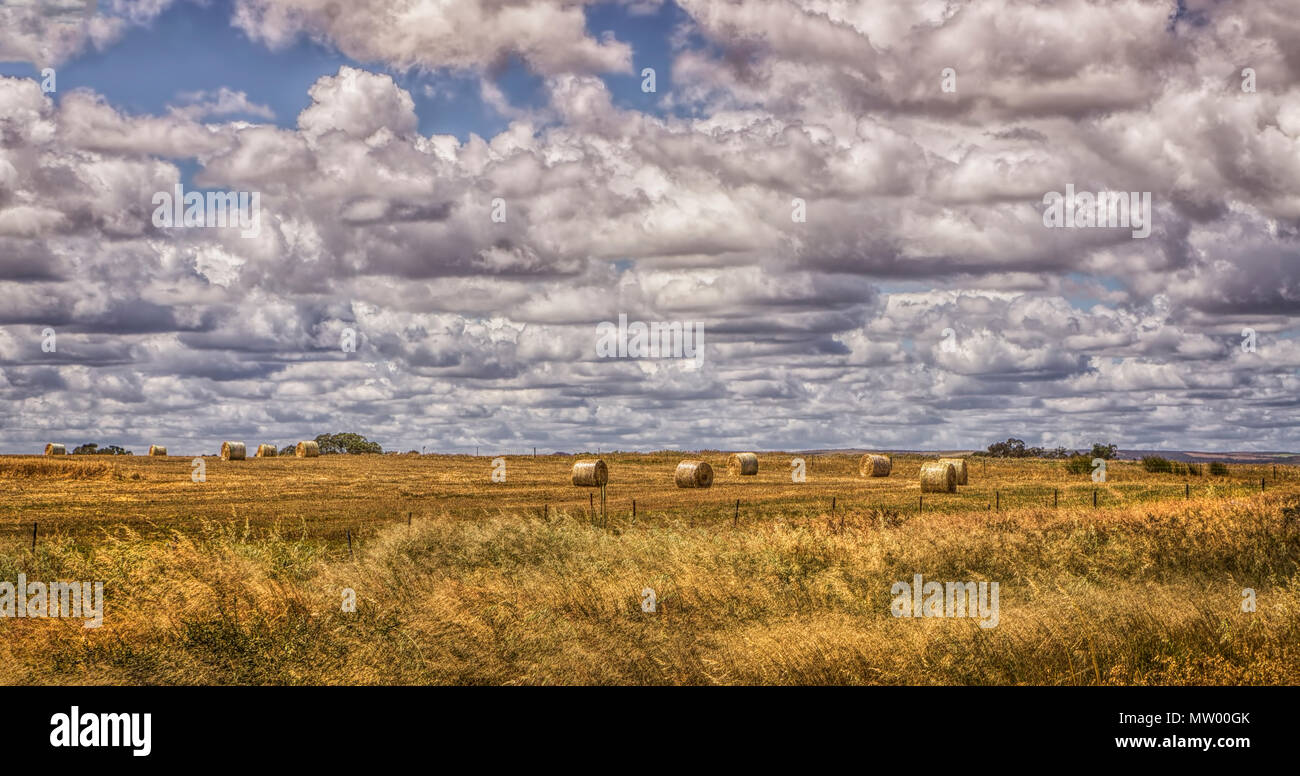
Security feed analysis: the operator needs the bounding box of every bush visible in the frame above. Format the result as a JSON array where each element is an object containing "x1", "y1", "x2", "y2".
[
  {"x1": 1185, "y1": 463, "x2": 1202, "y2": 476},
  {"x1": 1065, "y1": 454, "x2": 1093, "y2": 474},
  {"x1": 1142, "y1": 456, "x2": 1173, "y2": 473},
  {"x1": 1210, "y1": 462, "x2": 1229, "y2": 476}
]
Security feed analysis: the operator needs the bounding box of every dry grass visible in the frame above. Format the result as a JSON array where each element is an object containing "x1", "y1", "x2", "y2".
[
  {"x1": 0, "y1": 457, "x2": 141, "y2": 481},
  {"x1": 0, "y1": 452, "x2": 1297, "y2": 685}
]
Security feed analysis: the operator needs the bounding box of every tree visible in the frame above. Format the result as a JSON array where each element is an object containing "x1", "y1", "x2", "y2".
[
  {"x1": 279, "y1": 445, "x2": 297, "y2": 456},
  {"x1": 71, "y1": 443, "x2": 132, "y2": 455},
  {"x1": 1090, "y1": 443, "x2": 1118, "y2": 460},
  {"x1": 985, "y1": 438, "x2": 1036, "y2": 458},
  {"x1": 313, "y1": 432, "x2": 383, "y2": 455},
  {"x1": 979, "y1": 439, "x2": 1115, "y2": 460}
]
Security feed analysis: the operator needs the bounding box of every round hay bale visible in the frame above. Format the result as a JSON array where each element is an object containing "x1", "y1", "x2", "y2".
[
  {"x1": 727, "y1": 452, "x2": 759, "y2": 476},
  {"x1": 571, "y1": 459, "x2": 608, "y2": 487},
  {"x1": 220, "y1": 441, "x2": 246, "y2": 461},
  {"x1": 148, "y1": 445, "x2": 167, "y2": 457},
  {"x1": 938, "y1": 457, "x2": 968, "y2": 485},
  {"x1": 296, "y1": 440, "x2": 320, "y2": 458},
  {"x1": 44, "y1": 443, "x2": 66, "y2": 456},
  {"x1": 255, "y1": 444, "x2": 277, "y2": 458},
  {"x1": 675, "y1": 460, "x2": 714, "y2": 488},
  {"x1": 860, "y1": 453, "x2": 892, "y2": 477},
  {"x1": 920, "y1": 461, "x2": 956, "y2": 493}
]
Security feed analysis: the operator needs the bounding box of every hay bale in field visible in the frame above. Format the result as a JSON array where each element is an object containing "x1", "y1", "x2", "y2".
[
  {"x1": 675, "y1": 460, "x2": 714, "y2": 488},
  {"x1": 860, "y1": 453, "x2": 892, "y2": 477},
  {"x1": 571, "y1": 459, "x2": 608, "y2": 487},
  {"x1": 296, "y1": 440, "x2": 320, "y2": 458},
  {"x1": 938, "y1": 457, "x2": 968, "y2": 485},
  {"x1": 920, "y1": 461, "x2": 956, "y2": 493},
  {"x1": 148, "y1": 445, "x2": 167, "y2": 457},
  {"x1": 255, "y1": 444, "x2": 277, "y2": 457},
  {"x1": 727, "y1": 452, "x2": 759, "y2": 476},
  {"x1": 220, "y1": 441, "x2": 246, "y2": 461},
  {"x1": 44, "y1": 443, "x2": 66, "y2": 456}
]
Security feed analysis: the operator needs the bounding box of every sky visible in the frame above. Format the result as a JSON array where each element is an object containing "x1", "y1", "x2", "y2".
[{"x1": 1, "y1": 0, "x2": 1299, "y2": 456}]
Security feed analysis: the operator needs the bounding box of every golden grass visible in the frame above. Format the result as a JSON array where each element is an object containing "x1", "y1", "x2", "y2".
[
  {"x1": 0, "y1": 457, "x2": 140, "y2": 481},
  {"x1": 0, "y1": 452, "x2": 1297, "y2": 685}
]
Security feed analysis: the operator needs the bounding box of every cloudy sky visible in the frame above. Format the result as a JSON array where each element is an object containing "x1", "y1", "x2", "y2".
[{"x1": 1, "y1": 0, "x2": 1298, "y2": 456}]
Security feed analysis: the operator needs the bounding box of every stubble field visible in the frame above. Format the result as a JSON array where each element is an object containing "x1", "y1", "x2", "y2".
[{"x1": 1, "y1": 451, "x2": 1297, "y2": 685}]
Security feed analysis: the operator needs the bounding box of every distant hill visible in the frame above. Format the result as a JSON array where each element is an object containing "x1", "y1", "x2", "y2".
[
  {"x1": 1114, "y1": 450, "x2": 1300, "y2": 465},
  {"x1": 796, "y1": 448, "x2": 1300, "y2": 465}
]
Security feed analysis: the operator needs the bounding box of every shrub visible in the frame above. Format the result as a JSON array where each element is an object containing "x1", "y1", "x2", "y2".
[
  {"x1": 1090, "y1": 443, "x2": 1119, "y2": 460},
  {"x1": 1065, "y1": 454, "x2": 1093, "y2": 474},
  {"x1": 1142, "y1": 456, "x2": 1173, "y2": 473},
  {"x1": 1209, "y1": 462, "x2": 1229, "y2": 476}
]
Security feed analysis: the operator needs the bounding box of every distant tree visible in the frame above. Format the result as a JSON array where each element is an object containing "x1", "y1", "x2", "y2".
[
  {"x1": 1090, "y1": 443, "x2": 1118, "y2": 460},
  {"x1": 71, "y1": 443, "x2": 132, "y2": 455},
  {"x1": 984, "y1": 438, "x2": 1026, "y2": 458},
  {"x1": 981, "y1": 439, "x2": 1115, "y2": 460},
  {"x1": 279, "y1": 445, "x2": 297, "y2": 456},
  {"x1": 984, "y1": 438, "x2": 1045, "y2": 458},
  {"x1": 313, "y1": 432, "x2": 383, "y2": 455}
]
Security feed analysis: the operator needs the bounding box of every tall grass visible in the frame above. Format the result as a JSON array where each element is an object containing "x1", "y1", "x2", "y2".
[{"x1": 2, "y1": 494, "x2": 1297, "y2": 685}]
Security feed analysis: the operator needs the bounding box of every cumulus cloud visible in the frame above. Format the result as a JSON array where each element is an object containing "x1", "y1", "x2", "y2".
[
  {"x1": 2, "y1": 1, "x2": 1299, "y2": 454},
  {"x1": 0, "y1": 0, "x2": 175, "y2": 66},
  {"x1": 169, "y1": 88, "x2": 276, "y2": 122},
  {"x1": 230, "y1": 0, "x2": 633, "y2": 75}
]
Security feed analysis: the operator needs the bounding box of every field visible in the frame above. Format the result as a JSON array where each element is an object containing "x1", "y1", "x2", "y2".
[{"x1": 1, "y1": 452, "x2": 1298, "y2": 685}]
